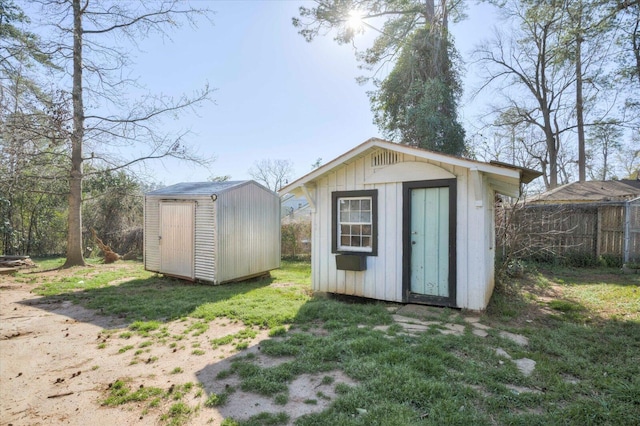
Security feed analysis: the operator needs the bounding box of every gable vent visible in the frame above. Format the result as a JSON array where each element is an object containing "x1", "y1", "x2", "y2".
[{"x1": 371, "y1": 150, "x2": 399, "y2": 167}]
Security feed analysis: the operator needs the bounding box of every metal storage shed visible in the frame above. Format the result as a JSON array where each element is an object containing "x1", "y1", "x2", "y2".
[{"x1": 144, "y1": 181, "x2": 280, "y2": 283}]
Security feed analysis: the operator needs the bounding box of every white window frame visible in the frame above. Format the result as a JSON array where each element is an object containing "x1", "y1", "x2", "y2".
[{"x1": 331, "y1": 190, "x2": 378, "y2": 255}]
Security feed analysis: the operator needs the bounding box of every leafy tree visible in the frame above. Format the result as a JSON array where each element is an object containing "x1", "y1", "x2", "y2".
[
  {"x1": 0, "y1": 1, "x2": 68, "y2": 255},
  {"x1": 0, "y1": 0, "x2": 55, "y2": 77},
  {"x1": 371, "y1": 27, "x2": 466, "y2": 154},
  {"x1": 83, "y1": 169, "x2": 144, "y2": 257},
  {"x1": 294, "y1": 0, "x2": 467, "y2": 155},
  {"x1": 28, "y1": 0, "x2": 215, "y2": 267}
]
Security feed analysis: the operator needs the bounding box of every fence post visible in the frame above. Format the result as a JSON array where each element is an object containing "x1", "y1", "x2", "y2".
[
  {"x1": 596, "y1": 207, "x2": 601, "y2": 259},
  {"x1": 624, "y1": 199, "x2": 630, "y2": 264}
]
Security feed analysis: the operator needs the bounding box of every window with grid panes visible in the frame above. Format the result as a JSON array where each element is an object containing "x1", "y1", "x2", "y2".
[{"x1": 331, "y1": 190, "x2": 378, "y2": 255}]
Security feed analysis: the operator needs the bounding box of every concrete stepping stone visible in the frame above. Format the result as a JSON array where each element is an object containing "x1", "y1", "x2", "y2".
[
  {"x1": 495, "y1": 348, "x2": 512, "y2": 359},
  {"x1": 514, "y1": 358, "x2": 536, "y2": 377},
  {"x1": 499, "y1": 331, "x2": 529, "y2": 346},
  {"x1": 472, "y1": 328, "x2": 488, "y2": 337},
  {"x1": 391, "y1": 315, "x2": 439, "y2": 327},
  {"x1": 400, "y1": 323, "x2": 431, "y2": 333},
  {"x1": 441, "y1": 323, "x2": 465, "y2": 335},
  {"x1": 471, "y1": 322, "x2": 491, "y2": 330},
  {"x1": 396, "y1": 304, "x2": 447, "y2": 319},
  {"x1": 562, "y1": 374, "x2": 580, "y2": 384},
  {"x1": 506, "y1": 384, "x2": 541, "y2": 394},
  {"x1": 463, "y1": 316, "x2": 491, "y2": 330}
]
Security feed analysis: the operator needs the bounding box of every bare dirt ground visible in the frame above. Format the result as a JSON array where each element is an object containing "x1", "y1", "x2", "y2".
[{"x1": 0, "y1": 269, "x2": 355, "y2": 425}]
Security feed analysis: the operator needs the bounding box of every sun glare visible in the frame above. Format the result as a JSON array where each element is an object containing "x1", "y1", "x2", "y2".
[{"x1": 346, "y1": 9, "x2": 364, "y2": 31}]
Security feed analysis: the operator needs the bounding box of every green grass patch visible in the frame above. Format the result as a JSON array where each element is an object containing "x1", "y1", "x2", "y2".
[
  {"x1": 129, "y1": 320, "x2": 161, "y2": 335},
  {"x1": 118, "y1": 345, "x2": 134, "y2": 354},
  {"x1": 161, "y1": 402, "x2": 191, "y2": 426},
  {"x1": 102, "y1": 380, "x2": 164, "y2": 406},
  {"x1": 21, "y1": 259, "x2": 640, "y2": 424},
  {"x1": 237, "y1": 412, "x2": 290, "y2": 426},
  {"x1": 184, "y1": 321, "x2": 208, "y2": 336},
  {"x1": 29, "y1": 259, "x2": 311, "y2": 326},
  {"x1": 216, "y1": 265, "x2": 639, "y2": 425},
  {"x1": 268, "y1": 326, "x2": 287, "y2": 337},
  {"x1": 30, "y1": 260, "x2": 151, "y2": 296},
  {"x1": 211, "y1": 328, "x2": 258, "y2": 350},
  {"x1": 104, "y1": 379, "x2": 203, "y2": 425},
  {"x1": 274, "y1": 393, "x2": 288, "y2": 405},
  {"x1": 204, "y1": 385, "x2": 236, "y2": 408}
]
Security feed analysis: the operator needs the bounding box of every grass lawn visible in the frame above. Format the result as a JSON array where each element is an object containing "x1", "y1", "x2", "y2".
[{"x1": 14, "y1": 259, "x2": 640, "y2": 425}]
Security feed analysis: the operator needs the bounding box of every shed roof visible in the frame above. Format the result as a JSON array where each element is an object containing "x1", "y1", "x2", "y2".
[
  {"x1": 279, "y1": 138, "x2": 541, "y2": 195},
  {"x1": 527, "y1": 180, "x2": 640, "y2": 204},
  {"x1": 146, "y1": 180, "x2": 253, "y2": 196}
]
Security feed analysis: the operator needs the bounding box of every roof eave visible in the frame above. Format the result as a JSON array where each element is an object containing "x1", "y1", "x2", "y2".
[{"x1": 280, "y1": 138, "x2": 531, "y2": 195}]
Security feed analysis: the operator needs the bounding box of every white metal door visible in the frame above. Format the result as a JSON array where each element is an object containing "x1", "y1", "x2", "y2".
[{"x1": 160, "y1": 202, "x2": 195, "y2": 279}]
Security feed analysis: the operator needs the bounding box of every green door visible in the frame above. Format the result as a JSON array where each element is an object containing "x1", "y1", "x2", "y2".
[{"x1": 410, "y1": 187, "x2": 450, "y2": 298}]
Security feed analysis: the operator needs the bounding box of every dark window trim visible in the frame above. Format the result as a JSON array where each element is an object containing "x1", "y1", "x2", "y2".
[
  {"x1": 401, "y1": 179, "x2": 457, "y2": 307},
  {"x1": 331, "y1": 189, "x2": 378, "y2": 256}
]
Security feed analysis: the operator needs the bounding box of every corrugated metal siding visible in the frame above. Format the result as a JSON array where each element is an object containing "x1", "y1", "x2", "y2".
[
  {"x1": 216, "y1": 183, "x2": 280, "y2": 283},
  {"x1": 145, "y1": 181, "x2": 279, "y2": 284},
  {"x1": 144, "y1": 197, "x2": 160, "y2": 272},
  {"x1": 194, "y1": 199, "x2": 216, "y2": 282}
]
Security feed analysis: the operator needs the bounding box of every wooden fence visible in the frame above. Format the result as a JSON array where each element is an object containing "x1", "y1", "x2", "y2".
[{"x1": 497, "y1": 199, "x2": 640, "y2": 265}]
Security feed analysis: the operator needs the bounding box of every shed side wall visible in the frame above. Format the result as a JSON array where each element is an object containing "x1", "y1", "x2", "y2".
[
  {"x1": 144, "y1": 197, "x2": 160, "y2": 272},
  {"x1": 216, "y1": 183, "x2": 280, "y2": 282}
]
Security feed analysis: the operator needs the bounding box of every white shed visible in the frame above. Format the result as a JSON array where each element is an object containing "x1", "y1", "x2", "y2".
[
  {"x1": 144, "y1": 181, "x2": 280, "y2": 283},
  {"x1": 279, "y1": 138, "x2": 540, "y2": 310}
]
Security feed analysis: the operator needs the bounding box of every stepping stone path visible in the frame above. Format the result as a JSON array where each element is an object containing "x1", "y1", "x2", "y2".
[
  {"x1": 378, "y1": 304, "x2": 538, "y2": 380},
  {"x1": 499, "y1": 330, "x2": 529, "y2": 346}
]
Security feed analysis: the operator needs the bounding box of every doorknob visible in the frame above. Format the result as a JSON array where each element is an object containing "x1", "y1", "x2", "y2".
[{"x1": 412, "y1": 241, "x2": 416, "y2": 245}]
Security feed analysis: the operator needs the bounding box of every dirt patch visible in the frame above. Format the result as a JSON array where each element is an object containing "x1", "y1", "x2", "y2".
[{"x1": 0, "y1": 274, "x2": 353, "y2": 425}]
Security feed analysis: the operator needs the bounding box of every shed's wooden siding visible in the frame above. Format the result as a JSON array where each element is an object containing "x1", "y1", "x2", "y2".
[
  {"x1": 216, "y1": 183, "x2": 280, "y2": 283},
  {"x1": 144, "y1": 198, "x2": 160, "y2": 272},
  {"x1": 310, "y1": 148, "x2": 497, "y2": 310}
]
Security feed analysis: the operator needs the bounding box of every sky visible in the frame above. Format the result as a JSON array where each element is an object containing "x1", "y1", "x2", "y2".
[{"x1": 120, "y1": 1, "x2": 498, "y2": 186}]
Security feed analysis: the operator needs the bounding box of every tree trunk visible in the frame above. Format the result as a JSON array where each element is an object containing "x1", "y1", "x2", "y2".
[
  {"x1": 425, "y1": 0, "x2": 434, "y2": 25},
  {"x1": 575, "y1": 3, "x2": 586, "y2": 182},
  {"x1": 633, "y1": 8, "x2": 640, "y2": 84},
  {"x1": 63, "y1": 0, "x2": 86, "y2": 268},
  {"x1": 542, "y1": 108, "x2": 558, "y2": 189}
]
